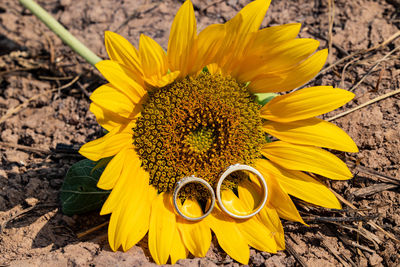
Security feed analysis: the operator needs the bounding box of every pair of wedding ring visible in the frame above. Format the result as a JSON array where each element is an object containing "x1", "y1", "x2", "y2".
[{"x1": 173, "y1": 164, "x2": 268, "y2": 221}]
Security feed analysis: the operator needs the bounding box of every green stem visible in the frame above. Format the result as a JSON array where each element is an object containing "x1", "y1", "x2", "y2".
[{"x1": 19, "y1": 0, "x2": 102, "y2": 66}]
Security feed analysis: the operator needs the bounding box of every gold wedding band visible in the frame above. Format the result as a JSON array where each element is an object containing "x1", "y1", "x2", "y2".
[
  {"x1": 216, "y1": 164, "x2": 268, "y2": 219},
  {"x1": 173, "y1": 176, "x2": 215, "y2": 221}
]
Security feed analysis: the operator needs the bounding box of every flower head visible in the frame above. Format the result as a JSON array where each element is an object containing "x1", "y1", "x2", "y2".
[{"x1": 79, "y1": 0, "x2": 357, "y2": 264}]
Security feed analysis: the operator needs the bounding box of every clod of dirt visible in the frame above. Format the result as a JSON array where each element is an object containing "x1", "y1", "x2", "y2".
[
  {"x1": 1, "y1": 129, "x2": 18, "y2": 144},
  {"x1": 4, "y1": 150, "x2": 29, "y2": 164},
  {"x1": 24, "y1": 197, "x2": 38, "y2": 207}
]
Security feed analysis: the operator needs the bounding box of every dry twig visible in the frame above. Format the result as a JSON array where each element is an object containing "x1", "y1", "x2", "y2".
[
  {"x1": 327, "y1": 0, "x2": 335, "y2": 62},
  {"x1": 77, "y1": 221, "x2": 109, "y2": 238},
  {"x1": 0, "y1": 141, "x2": 50, "y2": 155},
  {"x1": 330, "y1": 189, "x2": 399, "y2": 243},
  {"x1": 307, "y1": 27, "x2": 349, "y2": 56},
  {"x1": 374, "y1": 66, "x2": 385, "y2": 92},
  {"x1": 337, "y1": 234, "x2": 375, "y2": 254},
  {"x1": 317, "y1": 233, "x2": 354, "y2": 267},
  {"x1": 352, "y1": 183, "x2": 398, "y2": 198},
  {"x1": 328, "y1": 221, "x2": 381, "y2": 247},
  {"x1": 0, "y1": 67, "x2": 39, "y2": 76},
  {"x1": 353, "y1": 164, "x2": 400, "y2": 185},
  {"x1": 43, "y1": 30, "x2": 55, "y2": 64},
  {"x1": 77, "y1": 81, "x2": 91, "y2": 98},
  {"x1": 115, "y1": 3, "x2": 157, "y2": 32},
  {"x1": 319, "y1": 30, "x2": 400, "y2": 75},
  {"x1": 327, "y1": 87, "x2": 400, "y2": 121},
  {"x1": 0, "y1": 75, "x2": 80, "y2": 124},
  {"x1": 286, "y1": 239, "x2": 309, "y2": 267},
  {"x1": 349, "y1": 46, "x2": 400, "y2": 92},
  {"x1": 340, "y1": 57, "x2": 359, "y2": 88},
  {"x1": 39, "y1": 75, "x2": 75, "y2": 80},
  {"x1": 303, "y1": 214, "x2": 377, "y2": 223}
]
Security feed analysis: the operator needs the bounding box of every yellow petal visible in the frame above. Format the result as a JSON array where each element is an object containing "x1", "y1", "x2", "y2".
[
  {"x1": 257, "y1": 205, "x2": 285, "y2": 250},
  {"x1": 121, "y1": 193, "x2": 151, "y2": 252},
  {"x1": 167, "y1": 0, "x2": 197, "y2": 77},
  {"x1": 177, "y1": 199, "x2": 211, "y2": 257},
  {"x1": 238, "y1": 178, "x2": 261, "y2": 211},
  {"x1": 233, "y1": 0, "x2": 271, "y2": 33},
  {"x1": 221, "y1": 189, "x2": 249, "y2": 216},
  {"x1": 122, "y1": 186, "x2": 157, "y2": 250},
  {"x1": 170, "y1": 227, "x2": 189, "y2": 264},
  {"x1": 90, "y1": 83, "x2": 142, "y2": 119},
  {"x1": 260, "y1": 86, "x2": 355, "y2": 121},
  {"x1": 206, "y1": 63, "x2": 222, "y2": 75},
  {"x1": 149, "y1": 193, "x2": 176, "y2": 265},
  {"x1": 97, "y1": 147, "x2": 128, "y2": 190},
  {"x1": 139, "y1": 34, "x2": 169, "y2": 85},
  {"x1": 206, "y1": 207, "x2": 249, "y2": 265},
  {"x1": 107, "y1": 165, "x2": 151, "y2": 251},
  {"x1": 256, "y1": 159, "x2": 341, "y2": 209},
  {"x1": 249, "y1": 49, "x2": 328, "y2": 93},
  {"x1": 89, "y1": 102, "x2": 131, "y2": 132},
  {"x1": 146, "y1": 70, "x2": 180, "y2": 88},
  {"x1": 255, "y1": 159, "x2": 305, "y2": 224},
  {"x1": 100, "y1": 148, "x2": 142, "y2": 215},
  {"x1": 95, "y1": 60, "x2": 147, "y2": 99},
  {"x1": 138, "y1": 34, "x2": 180, "y2": 86},
  {"x1": 228, "y1": 23, "x2": 301, "y2": 78},
  {"x1": 223, "y1": 190, "x2": 277, "y2": 252},
  {"x1": 237, "y1": 216, "x2": 278, "y2": 253},
  {"x1": 215, "y1": 13, "x2": 243, "y2": 73},
  {"x1": 219, "y1": 0, "x2": 271, "y2": 73},
  {"x1": 237, "y1": 180, "x2": 285, "y2": 249},
  {"x1": 251, "y1": 23, "x2": 301, "y2": 52},
  {"x1": 263, "y1": 117, "x2": 358, "y2": 152},
  {"x1": 238, "y1": 181, "x2": 285, "y2": 250},
  {"x1": 78, "y1": 128, "x2": 133, "y2": 161},
  {"x1": 104, "y1": 31, "x2": 143, "y2": 81},
  {"x1": 237, "y1": 38, "x2": 319, "y2": 81},
  {"x1": 193, "y1": 24, "x2": 226, "y2": 71},
  {"x1": 261, "y1": 141, "x2": 353, "y2": 180}
]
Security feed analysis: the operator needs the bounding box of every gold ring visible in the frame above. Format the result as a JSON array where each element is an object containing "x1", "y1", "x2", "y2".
[
  {"x1": 173, "y1": 176, "x2": 215, "y2": 221},
  {"x1": 216, "y1": 164, "x2": 268, "y2": 219}
]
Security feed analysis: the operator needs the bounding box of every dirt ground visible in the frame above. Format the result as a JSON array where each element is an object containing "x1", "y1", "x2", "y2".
[{"x1": 0, "y1": 0, "x2": 400, "y2": 266}]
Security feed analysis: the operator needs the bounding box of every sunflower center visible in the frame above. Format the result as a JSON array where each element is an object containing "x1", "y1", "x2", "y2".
[
  {"x1": 185, "y1": 127, "x2": 215, "y2": 153},
  {"x1": 132, "y1": 73, "x2": 265, "y2": 199}
]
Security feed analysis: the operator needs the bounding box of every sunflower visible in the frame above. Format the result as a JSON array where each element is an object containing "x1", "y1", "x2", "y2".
[{"x1": 79, "y1": 0, "x2": 358, "y2": 264}]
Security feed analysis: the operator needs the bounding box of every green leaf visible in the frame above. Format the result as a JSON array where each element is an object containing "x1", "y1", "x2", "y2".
[
  {"x1": 60, "y1": 159, "x2": 110, "y2": 216},
  {"x1": 92, "y1": 156, "x2": 112, "y2": 174},
  {"x1": 254, "y1": 93, "x2": 278, "y2": 106}
]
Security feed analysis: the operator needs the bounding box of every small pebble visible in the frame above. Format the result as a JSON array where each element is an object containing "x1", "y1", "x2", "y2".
[{"x1": 24, "y1": 197, "x2": 39, "y2": 207}]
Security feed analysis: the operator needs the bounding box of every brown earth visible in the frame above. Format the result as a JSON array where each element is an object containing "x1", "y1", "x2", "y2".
[{"x1": 1, "y1": 0, "x2": 400, "y2": 266}]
